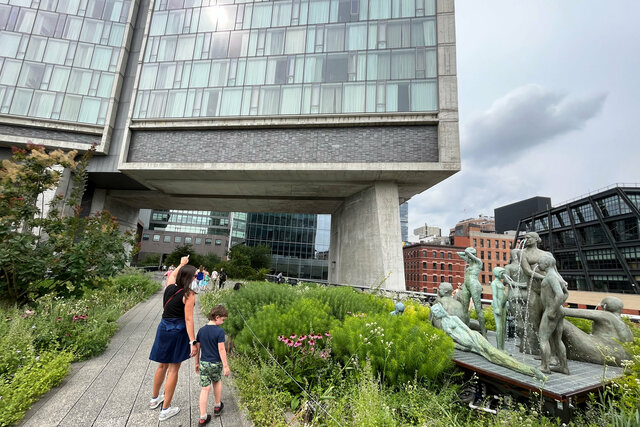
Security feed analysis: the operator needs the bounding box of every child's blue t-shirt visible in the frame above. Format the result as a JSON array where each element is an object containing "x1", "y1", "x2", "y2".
[{"x1": 196, "y1": 324, "x2": 225, "y2": 363}]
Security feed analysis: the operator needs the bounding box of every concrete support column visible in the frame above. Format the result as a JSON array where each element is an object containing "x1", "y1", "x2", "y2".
[
  {"x1": 328, "y1": 182, "x2": 405, "y2": 291},
  {"x1": 90, "y1": 189, "x2": 140, "y2": 233}
]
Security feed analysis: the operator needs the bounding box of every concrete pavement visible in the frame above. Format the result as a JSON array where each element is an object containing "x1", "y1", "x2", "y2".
[{"x1": 20, "y1": 290, "x2": 251, "y2": 427}]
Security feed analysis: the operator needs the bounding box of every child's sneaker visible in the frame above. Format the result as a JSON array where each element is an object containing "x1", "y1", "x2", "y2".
[
  {"x1": 213, "y1": 402, "x2": 224, "y2": 416},
  {"x1": 149, "y1": 394, "x2": 164, "y2": 409},
  {"x1": 159, "y1": 406, "x2": 180, "y2": 421},
  {"x1": 199, "y1": 414, "x2": 212, "y2": 425}
]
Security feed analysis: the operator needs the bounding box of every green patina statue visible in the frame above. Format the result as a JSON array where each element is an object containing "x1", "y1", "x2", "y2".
[
  {"x1": 490, "y1": 267, "x2": 508, "y2": 350},
  {"x1": 430, "y1": 303, "x2": 546, "y2": 381},
  {"x1": 456, "y1": 247, "x2": 487, "y2": 336},
  {"x1": 429, "y1": 282, "x2": 469, "y2": 329},
  {"x1": 536, "y1": 255, "x2": 570, "y2": 374},
  {"x1": 562, "y1": 296, "x2": 633, "y2": 365}
]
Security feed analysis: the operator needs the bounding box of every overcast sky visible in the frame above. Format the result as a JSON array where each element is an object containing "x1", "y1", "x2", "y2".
[{"x1": 407, "y1": 0, "x2": 640, "y2": 234}]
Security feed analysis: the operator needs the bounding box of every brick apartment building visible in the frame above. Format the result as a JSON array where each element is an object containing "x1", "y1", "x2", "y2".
[
  {"x1": 452, "y1": 225, "x2": 516, "y2": 285},
  {"x1": 403, "y1": 243, "x2": 466, "y2": 293}
]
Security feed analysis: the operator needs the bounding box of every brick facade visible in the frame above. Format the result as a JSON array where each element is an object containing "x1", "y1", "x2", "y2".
[
  {"x1": 403, "y1": 243, "x2": 466, "y2": 292},
  {"x1": 127, "y1": 125, "x2": 438, "y2": 163}
]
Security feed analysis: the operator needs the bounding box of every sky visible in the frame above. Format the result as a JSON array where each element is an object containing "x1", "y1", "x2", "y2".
[{"x1": 407, "y1": 0, "x2": 640, "y2": 234}]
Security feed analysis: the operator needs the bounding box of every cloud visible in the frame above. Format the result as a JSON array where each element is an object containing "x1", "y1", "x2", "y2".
[
  {"x1": 408, "y1": 84, "x2": 607, "y2": 234},
  {"x1": 463, "y1": 84, "x2": 606, "y2": 166}
]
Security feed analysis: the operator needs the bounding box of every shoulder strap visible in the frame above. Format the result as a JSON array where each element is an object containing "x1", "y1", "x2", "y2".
[{"x1": 164, "y1": 287, "x2": 184, "y2": 310}]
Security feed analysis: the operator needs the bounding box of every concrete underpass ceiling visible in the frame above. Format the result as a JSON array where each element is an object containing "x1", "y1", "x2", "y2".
[{"x1": 113, "y1": 165, "x2": 459, "y2": 213}]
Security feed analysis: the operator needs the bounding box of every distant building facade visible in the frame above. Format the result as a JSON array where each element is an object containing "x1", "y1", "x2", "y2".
[
  {"x1": 400, "y1": 202, "x2": 409, "y2": 242},
  {"x1": 138, "y1": 209, "x2": 231, "y2": 261},
  {"x1": 403, "y1": 243, "x2": 465, "y2": 292},
  {"x1": 449, "y1": 215, "x2": 495, "y2": 237},
  {"x1": 452, "y1": 226, "x2": 516, "y2": 285},
  {"x1": 515, "y1": 185, "x2": 640, "y2": 294},
  {"x1": 495, "y1": 196, "x2": 551, "y2": 233},
  {"x1": 244, "y1": 213, "x2": 331, "y2": 281}
]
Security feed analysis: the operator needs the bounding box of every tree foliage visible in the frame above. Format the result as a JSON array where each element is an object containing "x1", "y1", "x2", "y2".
[{"x1": 0, "y1": 144, "x2": 135, "y2": 303}]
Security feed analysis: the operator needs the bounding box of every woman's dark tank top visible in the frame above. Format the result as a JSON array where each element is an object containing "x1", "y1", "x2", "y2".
[{"x1": 162, "y1": 284, "x2": 185, "y2": 319}]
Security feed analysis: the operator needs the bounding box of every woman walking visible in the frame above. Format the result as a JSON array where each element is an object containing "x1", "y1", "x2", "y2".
[{"x1": 149, "y1": 255, "x2": 198, "y2": 421}]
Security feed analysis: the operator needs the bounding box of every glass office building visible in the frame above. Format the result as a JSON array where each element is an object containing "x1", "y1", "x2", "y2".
[
  {"x1": 0, "y1": 1, "x2": 130, "y2": 124},
  {"x1": 515, "y1": 186, "x2": 640, "y2": 294},
  {"x1": 133, "y1": 0, "x2": 438, "y2": 119},
  {"x1": 244, "y1": 213, "x2": 330, "y2": 280}
]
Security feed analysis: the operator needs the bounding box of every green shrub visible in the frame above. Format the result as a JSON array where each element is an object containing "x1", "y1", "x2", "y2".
[
  {"x1": 331, "y1": 310, "x2": 454, "y2": 385},
  {"x1": 234, "y1": 298, "x2": 334, "y2": 359},
  {"x1": 566, "y1": 316, "x2": 593, "y2": 334},
  {"x1": 470, "y1": 306, "x2": 496, "y2": 332},
  {"x1": 303, "y1": 285, "x2": 391, "y2": 320},
  {"x1": 215, "y1": 282, "x2": 300, "y2": 337},
  {"x1": 0, "y1": 350, "x2": 73, "y2": 426}
]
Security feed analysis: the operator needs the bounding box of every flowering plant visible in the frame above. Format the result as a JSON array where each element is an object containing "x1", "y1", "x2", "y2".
[{"x1": 276, "y1": 331, "x2": 333, "y2": 392}]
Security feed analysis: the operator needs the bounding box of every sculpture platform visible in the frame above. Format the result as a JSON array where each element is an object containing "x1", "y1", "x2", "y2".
[{"x1": 453, "y1": 332, "x2": 624, "y2": 420}]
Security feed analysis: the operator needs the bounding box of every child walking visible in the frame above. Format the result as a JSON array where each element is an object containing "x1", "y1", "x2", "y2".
[{"x1": 195, "y1": 305, "x2": 230, "y2": 425}]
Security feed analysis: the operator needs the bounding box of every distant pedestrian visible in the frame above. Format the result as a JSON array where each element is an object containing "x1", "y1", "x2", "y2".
[
  {"x1": 195, "y1": 305, "x2": 230, "y2": 423},
  {"x1": 211, "y1": 269, "x2": 219, "y2": 289},
  {"x1": 149, "y1": 256, "x2": 198, "y2": 422},
  {"x1": 219, "y1": 268, "x2": 227, "y2": 289},
  {"x1": 276, "y1": 272, "x2": 283, "y2": 284}
]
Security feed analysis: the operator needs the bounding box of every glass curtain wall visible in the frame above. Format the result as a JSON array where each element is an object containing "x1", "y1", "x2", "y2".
[
  {"x1": 134, "y1": 0, "x2": 438, "y2": 119},
  {"x1": 0, "y1": 0, "x2": 130, "y2": 124}
]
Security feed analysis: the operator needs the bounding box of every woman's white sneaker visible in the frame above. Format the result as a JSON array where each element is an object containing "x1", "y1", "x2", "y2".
[
  {"x1": 159, "y1": 406, "x2": 180, "y2": 421},
  {"x1": 149, "y1": 394, "x2": 164, "y2": 409}
]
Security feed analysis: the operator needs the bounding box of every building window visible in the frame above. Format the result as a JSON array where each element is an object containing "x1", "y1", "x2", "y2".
[
  {"x1": 432, "y1": 275, "x2": 437, "y2": 282},
  {"x1": 163, "y1": 235, "x2": 171, "y2": 243},
  {"x1": 142, "y1": 234, "x2": 150, "y2": 241},
  {"x1": 448, "y1": 252, "x2": 452, "y2": 259},
  {"x1": 481, "y1": 274, "x2": 485, "y2": 283},
  {"x1": 448, "y1": 276, "x2": 452, "y2": 282},
  {"x1": 432, "y1": 262, "x2": 437, "y2": 269},
  {"x1": 432, "y1": 251, "x2": 436, "y2": 258},
  {"x1": 440, "y1": 275, "x2": 444, "y2": 282},
  {"x1": 205, "y1": 238, "x2": 212, "y2": 245},
  {"x1": 440, "y1": 251, "x2": 445, "y2": 259},
  {"x1": 153, "y1": 234, "x2": 160, "y2": 242},
  {"x1": 422, "y1": 262, "x2": 427, "y2": 269},
  {"x1": 195, "y1": 237, "x2": 202, "y2": 244},
  {"x1": 480, "y1": 251, "x2": 484, "y2": 258},
  {"x1": 185, "y1": 237, "x2": 192, "y2": 244},
  {"x1": 473, "y1": 238, "x2": 477, "y2": 247},
  {"x1": 503, "y1": 252, "x2": 507, "y2": 261},
  {"x1": 448, "y1": 264, "x2": 452, "y2": 271},
  {"x1": 423, "y1": 274, "x2": 427, "y2": 282},
  {"x1": 215, "y1": 239, "x2": 223, "y2": 245},
  {"x1": 175, "y1": 236, "x2": 182, "y2": 243},
  {"x1": 480, "y1": 239, "x2": 484, "y2": 247},
  {"x1": 422, "y1": 250, "x2": 427, "y2": 257},
  {"x1": 502, "y1": 241, "x2": 506, "y2": 249},
  {"x1": 440, "y1": 263, "x2": 444, "y2": 270}
]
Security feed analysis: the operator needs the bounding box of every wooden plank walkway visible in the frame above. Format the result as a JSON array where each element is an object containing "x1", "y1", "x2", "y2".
[{"x1": 20, "y1": 290, "x2": 251, "y2": 427}]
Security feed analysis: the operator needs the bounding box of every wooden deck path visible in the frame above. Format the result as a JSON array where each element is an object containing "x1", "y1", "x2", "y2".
[{"x1": 20, "y1": 290, "x2": 251, "y2": 427}]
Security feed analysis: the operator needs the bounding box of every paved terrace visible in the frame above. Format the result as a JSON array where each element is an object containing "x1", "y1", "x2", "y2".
[{"x1": 20, "y1": 290, "x2": 251, "y2": 427}]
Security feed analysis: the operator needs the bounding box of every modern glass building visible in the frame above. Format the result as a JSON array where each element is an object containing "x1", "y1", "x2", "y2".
[
  {"x1": 515, "y1": 185, "x2": 640, "y2": 294},
  {"x1": 0, "y1": 0, "x2": 460, "y2": 292},
  {"x1": 244, "y1": 213, "x2": 330, "y2": 280},
  {"x1": 133, "y1": 0, "x2": 438, "y2": 119}
]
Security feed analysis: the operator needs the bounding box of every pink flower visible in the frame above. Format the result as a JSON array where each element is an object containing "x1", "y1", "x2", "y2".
[
  {"x1": 25, "y1": 310, "x2": 34, "y2": 314},
  {"x1": 287, "y1": 341, "x2": 294, "y2": 347},
  {"x1": 324, "y1": 332, "x2": 331, "y2": 337},
  {"x1": 308, "y1": 340, "x2": 315, "y2": 346},
  {"x1": 298, "y1": 335, "x2": 307, "y2": 341},
  {"x1": 277, "y1": 335, "x2": 285, "y2": 341},
  {"x1": 72, "y1": 315, "x2": 79, "y2": 322},
  {"x1": 320, "y1": 353, "x2": 327, "y2": 359},
  {"x1": 294, "y1": 342, "x2": 302, "y2": 348},
  {"x1": 289, "y1": 334, "x2": 297, "y2": 339},
  {"x1": 56, "y1": 317, "x2": 62, "y2": 321}
]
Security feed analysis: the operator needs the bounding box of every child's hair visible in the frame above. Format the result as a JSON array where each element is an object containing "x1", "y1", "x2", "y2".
[{"x1": 208, "y1": 305, "x2": 229, "y2": 320}]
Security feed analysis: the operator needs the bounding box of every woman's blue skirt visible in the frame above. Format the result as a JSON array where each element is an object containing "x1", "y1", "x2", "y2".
[{"x1": 149, "y1": 318, "x2": 190, "y2": 364}]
